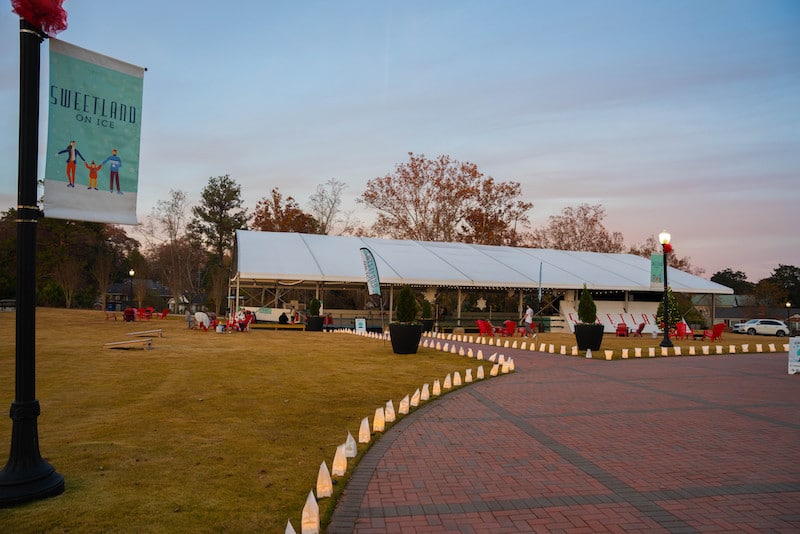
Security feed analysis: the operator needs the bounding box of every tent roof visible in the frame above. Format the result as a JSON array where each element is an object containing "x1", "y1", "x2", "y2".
[{"x1": 234, "y1": 230, "x2": 733, "y2": 294}]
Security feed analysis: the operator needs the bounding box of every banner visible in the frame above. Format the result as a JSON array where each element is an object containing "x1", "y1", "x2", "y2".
[
  {"x1": 650, "y1": 253, "x2": 664, "y2": 289},
  {"x1": 360, "y1": 247, "x2": 381, "y2": 296},
  {"x1": 43, "y1": 39, "x2": 145, "y2": 225},
  {"x1": 789, "y1": 337, "x2": 800, "y2": 375}
]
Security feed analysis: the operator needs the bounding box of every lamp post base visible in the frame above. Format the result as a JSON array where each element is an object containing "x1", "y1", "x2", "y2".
[{"x1": 0, "y1": 401, "x2": 65, "y2": 507}]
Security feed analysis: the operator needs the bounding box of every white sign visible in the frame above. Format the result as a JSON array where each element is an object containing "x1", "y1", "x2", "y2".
[
  {"x1": 789, "y1": 337, "x2": 800, "y2": 375},
  {"x1": 354, "y1": 317, "x2": 367, "y2": 333}
]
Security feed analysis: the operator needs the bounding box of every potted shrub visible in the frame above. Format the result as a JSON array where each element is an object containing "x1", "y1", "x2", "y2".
[
  {"x1": 306, "y1": 298, "x2": 324, "y2": 331},
  {"x1": 420, "y1": 299, "x2": 434, "y2": 333},
  {"x1": 574, "y1": 285, "x2": 604, "y2": 351},
  {"x1": 389, "y1": 286, "x2": 423, "y2": 354}
]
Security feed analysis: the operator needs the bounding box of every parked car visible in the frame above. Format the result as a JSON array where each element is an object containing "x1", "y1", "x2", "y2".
[{"x1": 733, "y1": 319, "x2": 790, "y2": 337}]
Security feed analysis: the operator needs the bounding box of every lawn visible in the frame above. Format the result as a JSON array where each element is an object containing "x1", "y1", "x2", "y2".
[
  {"x1": 0, "y1": 309, "x2": 484, "y2": 533},
  {"x1": 0, "y1": 309, "x2": 782, "y2": 532}
]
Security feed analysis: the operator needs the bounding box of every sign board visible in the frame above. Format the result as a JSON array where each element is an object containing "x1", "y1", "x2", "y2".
[
  {"x1": 354, "y1": 317, "x2": 367, "y2": 333},
  {"x1": 789, "y1": 337, "x2": 800, "y2": 375},
  {"x1": 650, "y1": 253, "x2": 664, "y2": 289}
]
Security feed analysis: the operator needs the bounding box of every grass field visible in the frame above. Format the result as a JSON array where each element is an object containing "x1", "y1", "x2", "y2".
[
  {"x1": 0, "y1": 309, "x2": 784, "y2": 532},
  {"x1": 0, "y1": 308, "x2": 486, "y2": 533}
]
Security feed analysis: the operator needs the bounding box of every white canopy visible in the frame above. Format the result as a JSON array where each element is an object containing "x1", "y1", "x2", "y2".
[{"x1": 234, "y1": 230, "x2": 732, "y2": 294}]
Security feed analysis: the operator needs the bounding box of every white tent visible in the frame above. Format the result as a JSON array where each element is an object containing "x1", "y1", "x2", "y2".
[{"x1": 233, "y1": 230, "x2": 732, "y2": 294}]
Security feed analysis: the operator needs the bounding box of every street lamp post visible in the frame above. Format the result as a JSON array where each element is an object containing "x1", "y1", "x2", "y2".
[
  {"x1": 129, "y1": 269, "x2": 135, "y2": 308},
  {"x1": 787, "y1": 301, "x2": 792, "y2": 323},
  {"x1": 659, "y1": 230, "x2": 673, "y2": 348}
]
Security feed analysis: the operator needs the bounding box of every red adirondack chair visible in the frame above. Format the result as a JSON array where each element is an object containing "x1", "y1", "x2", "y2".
[
  {"x1": 702, "y1": 323, "x2": 725, "y2": 342},
  {"x1": 615, "y1": 323, "x2": 628, "y2": 337},
  {"x1": 631, "y1": 323, "x2": 645, "y2": 337},
  {"x1": 671, "y1": 321, "x2": 691, "y2": 340},
  {"x1": 476, "y1": 320, "x2": 494, "y2": 337},
  {"x1": 501, "y1": 320, "x2": 517, "y2": 336}
]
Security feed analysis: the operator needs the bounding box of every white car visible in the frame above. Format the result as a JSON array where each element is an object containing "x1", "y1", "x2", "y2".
[{"x1": 733, "y1": 319, "x2": 790, "y2": 337}]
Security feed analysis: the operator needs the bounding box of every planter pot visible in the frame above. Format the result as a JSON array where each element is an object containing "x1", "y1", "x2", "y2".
[
  {"x1": 389, "y1": 323, "x2": 423, "y2": 354},
  {"x1": 574, "y1": 324, "x2": 604, "y2": 351},
  {"x1": 306, "y1": 316, "x2": 324, "y2": 331},
  {"x1": 421, "y1": 319, "x2": 435, "y2": 332}
]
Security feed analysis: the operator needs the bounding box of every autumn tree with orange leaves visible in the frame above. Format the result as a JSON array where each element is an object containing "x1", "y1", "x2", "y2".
[
  {"x1": 360, "y1": 152, "x2": 531, "y2": 245},
  {"x1": 252, "y1": 187, "x2": 320, "y2": 234}
]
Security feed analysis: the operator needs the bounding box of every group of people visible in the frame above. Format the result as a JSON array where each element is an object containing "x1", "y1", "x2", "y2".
[
  {"x1": 184, "y1": 309, "x2": 254, "y2": 332},
  {"x1": 58, "y1": 140, "x2": 123, "y2": 193}
]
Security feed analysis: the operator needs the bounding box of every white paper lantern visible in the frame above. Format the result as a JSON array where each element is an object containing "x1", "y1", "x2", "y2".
[
  {"x1": 399, "y1": 394, "x2": 410, "y2": 414},
  {"x1": 465, "y1": 369, "x2": 473, "y2": 383},
  {"x1": 344, "y1": 431, "x2": 357, "y2": 457},
  {"x1": 421, "y1": 383, "x2": 430, "y2": 400},
  {"x1": 443, "y1": 374, "x2": 452, "y2": 389},
  {"x1": 332, "y1": 444, "x2": 347, "y2": 476},
  {"x1": 316, "y1": 461, "x2": 333, "y2": 498},
  {"x1": 286, "y1": 519, "x2": 297, "y2": 534},
  {"x1": 358, "y1": 417, "x2": 370, "y2": 443},
  {"x1": 490, "y1": 364, "x2": 499, "y2": 376},
  {"x1": 301, "y1": 490, "x2": 319, "y2": 534},
  {"x1": 373, "y1": 407, "x2": 385, "y2": 432},
  {"x1": 384, "y1": 400, "x2": 396, "y2": 423},
  {"x1": 410, "y1": 388, "x2": 420, "y2": 407},
  {"x1": 432, "y1": 380, "x2": 441, "y2": 396},
  {"x1": 477, "y1": 365, "x2": 485, "y2": 379},
  {"x1": 453, "y1": 371, "x2": 462, "y2": 386}
]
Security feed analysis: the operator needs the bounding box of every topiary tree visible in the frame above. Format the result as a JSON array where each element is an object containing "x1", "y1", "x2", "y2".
[
  {"x1": 395, "y1": 286, "x2": 418, "y2": 323},
  {"x1": 577, "y1": 284, "x2": 597, "y2": 324},
  {"x1": 420, "y1": 299, "x2": 433, "y2": 319},
  {"x1": 308, "y1": 298, "x2": 321, "y2": 317}
]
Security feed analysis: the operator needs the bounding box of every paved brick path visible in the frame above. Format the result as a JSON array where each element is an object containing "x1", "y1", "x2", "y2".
[{"x1": 328, "y1": 349, "x2": 800, "y2": 533}]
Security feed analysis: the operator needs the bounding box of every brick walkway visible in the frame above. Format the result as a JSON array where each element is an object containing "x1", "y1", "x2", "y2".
[{"x1": 328, "y1": 349, "x2": 800, "y2": 533}]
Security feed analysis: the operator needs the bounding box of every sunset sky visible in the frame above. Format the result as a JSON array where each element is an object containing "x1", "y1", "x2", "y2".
[{"x1": 1, "y1": 1, "x2": 798, "y2": 282}]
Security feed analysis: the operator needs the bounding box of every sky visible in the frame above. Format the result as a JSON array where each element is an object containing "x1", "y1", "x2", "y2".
[{"x1": 1, "y1": 0, "x2": 798, "y2": 283}]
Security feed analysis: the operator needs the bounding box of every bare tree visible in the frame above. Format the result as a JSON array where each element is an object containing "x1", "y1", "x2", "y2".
[
  {"x1": 527, "y1": 204, "x2": 624, "y2": 253},
  {"x1": 51, "y1": 257, "x2": 82, "y2": 308},
  {"x1": 91, "y1": 253, "x2": 115, "y2": 310},
  {"x1": 149, "y1": 189, "x2": 193, "y2": 308},
  {"x1": 308, "y1": 178, "x2": 347, "y2": 234}
]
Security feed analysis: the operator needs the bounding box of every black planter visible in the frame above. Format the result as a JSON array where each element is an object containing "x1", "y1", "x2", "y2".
[
  {"x1": 389, "y1": 323, "x2": 423, "y2": 354},
  {"x1": 421, "y1": 319, "x2": 435, "y2": 333},
  {"x1": 574, "y1": 324, "x2": 604, "y2": 351},
  {"x1": 306, "y1": 316, "x2": 324, "y2": 331}
]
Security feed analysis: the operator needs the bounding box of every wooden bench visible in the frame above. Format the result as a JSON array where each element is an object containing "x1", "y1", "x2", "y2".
[
  {"x1": 126, "y1": 329, "x2": 164, "y2": 338},
  {"x1": 105, "y1": 338, "x2": 153, "y2": 350},
  {"x1": 249, "y1": 323, "x2": 306, "y2": 331}
]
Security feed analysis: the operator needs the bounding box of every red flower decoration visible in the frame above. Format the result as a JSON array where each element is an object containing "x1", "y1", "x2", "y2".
[
  {"x1": 11, "y1": 0, "x2": 68, "y2": 36},
  {"x1": 663, "y1": 243, "x2": 673, "y2": 254}
]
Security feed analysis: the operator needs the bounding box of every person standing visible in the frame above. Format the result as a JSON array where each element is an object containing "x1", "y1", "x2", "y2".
[
  {"x1": 102, "y1": 148, "x2": 123, "y2": 194},
  {"x1": 58, "y1": 140, "x2": 85, "y2": 187},
  {"x1": 522, "y1": 304, "x2": 535, "y2": 337}
]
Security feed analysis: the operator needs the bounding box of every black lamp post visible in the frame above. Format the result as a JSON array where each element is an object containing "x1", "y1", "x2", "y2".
[
  {"x1": 659, "y1": 230, "x2": 673, "y2": 348},
  {"x1": 129, "y1": 269, "x2": 135, "y2": 308},
  {"x1": 0, "y1": 19, "x2": 64, "y2": 506}
]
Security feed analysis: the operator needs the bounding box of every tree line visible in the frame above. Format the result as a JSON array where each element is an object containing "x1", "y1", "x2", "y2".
[{"x1": 0, "y1": 152, "x2": 795, "y2": 311}]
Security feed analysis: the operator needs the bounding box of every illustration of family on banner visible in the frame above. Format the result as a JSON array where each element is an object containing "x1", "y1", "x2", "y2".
[{"x1": 43, "y1": 38, "x2": 145, "y2": 225}]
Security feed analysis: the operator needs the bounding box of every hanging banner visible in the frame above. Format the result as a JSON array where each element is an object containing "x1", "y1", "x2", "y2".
[
  {"x1": 43, "y1": 38, "x2": 145, "y2": 225},
  {"x1": 650, "y1": 253, "x2": 664, "y2": 289},
  {"x1": 360, "y1": 247, "x2": 381, "y2": 296}
]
